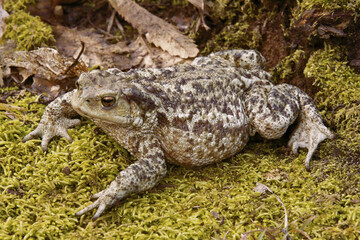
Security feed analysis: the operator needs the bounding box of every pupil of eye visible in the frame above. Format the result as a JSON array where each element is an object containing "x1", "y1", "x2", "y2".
[{"x1": 101, "y1": 97, "x2": 115, "y2": 107}]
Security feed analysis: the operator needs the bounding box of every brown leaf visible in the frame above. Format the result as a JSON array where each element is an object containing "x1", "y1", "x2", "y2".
[
  {"x1": 54, "y1": 25, "x2": 135, "y2": 70},
  {"x1": 128, "y1": 37, "x2": 186, "y2": 68},
  {"x1": 54, "y1": 26, "x2": 184, "y2": 69},
  {"x1": 108, "y1": 0, "x2": 199, "y2": 58},
  {"x1": 188, "y1": 0, "x2": 205, "y2": 11},
  {"x1": 0, "y1": 66, "x2": 3, "y2": 87},
  {"x1": 317, "y1": 24, "x2": 346, "y2": 38},
  {"x1": 1, "y1": 47, "x2": 87, "y2": 99},
  {"x1": 351, "y1": 199, "x2": 360, "y2": 204}
]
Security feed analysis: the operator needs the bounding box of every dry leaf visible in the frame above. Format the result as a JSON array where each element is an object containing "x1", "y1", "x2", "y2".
[
  {"x1": 254, "y1": 182, "x2": 272, "y2": 194},
  {"x1": 54, "y1": 26, "x2": 184, "y2": 69},
  {"x1": 129, "y1": 37, "x2": 185, "y2": 68},
  {"x1": 108, "y1": 0, "x2": 199, "y2": 58},
  {"x1": 53, "y1": 25, "x2": 135, "y2": 70},
  {"x1": 1, "y1": 47, "x2": 87, "y2": 99},
  {"x1": 240, "y1": 232, "x2": 251, "y2": 240},
  {"x1": 188, "y1": 0, "x2": 205, "y2": 11},
  {"x1": 187, "y1": 0, "x2": 210, "y2": 30}
]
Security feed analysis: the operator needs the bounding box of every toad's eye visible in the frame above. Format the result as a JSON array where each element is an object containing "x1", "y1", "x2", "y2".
[
  {"x1": 101, "y1": 96, "x2": 116, "y2": 107},
  {"x1": 75, "y1": 81, "x2": 79, "y2": 89}
]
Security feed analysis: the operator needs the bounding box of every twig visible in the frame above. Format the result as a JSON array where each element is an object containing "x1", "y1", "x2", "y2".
[
  {"x1": 199, "y1": 10, "x2": 210, "y2": 30},
  {"x1": 114, "y1": 17, "x2": 126, "y2": 40},
  {"x1": 254, "y1": 182, "x2": 291, "y2": 240},
  {"x1": 86, "y1": 12, "x2": 114, "y2": 38},
  {"x1": 107, "y1": 9, "x2": 117, "y2": 33},
  {"x1": 138, "y1": 35, "x2": 153, "y2": 56},
  {"x1": 62, "y1": 41, "x2": 85, "y2": 75}
]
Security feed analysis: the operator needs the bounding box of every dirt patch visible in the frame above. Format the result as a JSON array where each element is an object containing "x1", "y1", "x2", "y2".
[{"x1": 261, "y1": 14, "x2": 289, "y2": 69}]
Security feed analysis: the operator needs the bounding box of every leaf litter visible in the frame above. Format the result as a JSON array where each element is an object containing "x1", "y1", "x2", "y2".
[
  {"x1": 1, "y1": 46, "x2": 88, "y2": 100},
  {"x1": 2, "y1": 0, "x2": 200, "y2": 95}
]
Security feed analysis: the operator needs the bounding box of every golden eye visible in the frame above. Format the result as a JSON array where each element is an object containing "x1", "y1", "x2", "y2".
[{"x1": 101, "y1": 96, "x2": 116, "y2": 107}]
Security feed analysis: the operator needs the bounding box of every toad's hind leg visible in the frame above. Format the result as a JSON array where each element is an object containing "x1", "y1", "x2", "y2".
[{"x1": 245, "y1": 83, "x2": 334, "y2": 171}]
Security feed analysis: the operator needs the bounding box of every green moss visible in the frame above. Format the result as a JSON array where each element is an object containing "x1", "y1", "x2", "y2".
[
  {"x1": 3, "y1": 0, "x2": 35, "y2": 12},
  {"x1": 304, "y1": 45, "x2": 360, "y2": 174},
  {"x1": 203, "y1": 22, "x2": 256, "y2": 53},
  {"x1": 2, "y1": 0, "x2": 55, "y2": 50},
  {"x1": 271, "y1": 49, "x2": 307, "y2": 83},
  {"x1": 209, "y1": 0, "x2": 256, "y2": 23},
  {"x1": 292, "y1": 0, "x2": 360, "y2": 21},
  {"x1": 304, "y1": 44, "x2": 360, "y2": 128},
  {"x1": 202, "y1": 0, "x2": 263, "y2": 54}
]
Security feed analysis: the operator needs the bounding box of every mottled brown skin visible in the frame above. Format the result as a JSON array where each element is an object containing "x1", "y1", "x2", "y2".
[{"x1": 23, "y1": 50, "x2": 334, "y2": 220}]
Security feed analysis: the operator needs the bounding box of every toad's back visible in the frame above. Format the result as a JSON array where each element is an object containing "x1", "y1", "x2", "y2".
[
  {"x1": 131, "y1": 66, "x2": 251, "y2": 167},
  {"x1": 91, "y1": 51, "x2": 271, "y2": 167}
]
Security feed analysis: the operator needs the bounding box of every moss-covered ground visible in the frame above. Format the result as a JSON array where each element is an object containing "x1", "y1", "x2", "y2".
[
  {"x1": 1, "y1": 43, "x2": 360, "y2": 239},
  {"x1": 2, "y1": 0, "x2": 54, "y2": 50}
]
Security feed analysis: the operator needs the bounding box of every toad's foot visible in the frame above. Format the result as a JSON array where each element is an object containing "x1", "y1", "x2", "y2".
[
  {"x1": 76, "y1": 137, "x2": 167, "y2": 220},
  {"x1": 22, "y1": 91, "x2": 80, "y2": 151},
  {"x1": 75, "y1": 181, "x2": 125, "y2": 220},
  {"x1": 288, "y1": 107, "x2": 335, "y2": 171},
  {"x1": 23, "y1": 117, "x2": 81, "y2": 151}
]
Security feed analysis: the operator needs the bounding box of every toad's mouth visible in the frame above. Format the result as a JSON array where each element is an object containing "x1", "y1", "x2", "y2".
[
  {"x1": 71, "y1": 92, "x2": 86, "y2": 116},
  {"x1": 71, "y1": 104, "x2": 86, "y2": 118}
]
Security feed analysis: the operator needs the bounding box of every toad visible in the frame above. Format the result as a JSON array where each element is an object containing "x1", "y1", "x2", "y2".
[{"x1": 23, "y1": 50, "x2": 334, "y2": 220}]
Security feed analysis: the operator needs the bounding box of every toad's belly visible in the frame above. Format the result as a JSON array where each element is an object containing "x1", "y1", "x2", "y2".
[{"x1": 160, "y1": 117, "x2": 250, "y2": 167}]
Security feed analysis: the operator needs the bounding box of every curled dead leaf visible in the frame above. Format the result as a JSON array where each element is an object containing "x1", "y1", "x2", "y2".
[
  {"x1": 1, "y1": 47, "x2": 88, "y2": 99},
  {"x1": 291, "y1": 8, "x2": 354, "y2": 47}
]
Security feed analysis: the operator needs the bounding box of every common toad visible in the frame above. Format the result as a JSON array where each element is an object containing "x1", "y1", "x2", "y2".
[{"x1": 23, "y1": 50, "x2": 334, "y2": 219}]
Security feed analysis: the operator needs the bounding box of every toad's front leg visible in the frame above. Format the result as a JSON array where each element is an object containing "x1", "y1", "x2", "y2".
[
  {"x1": 76, "y1": 136, "x2": 167, "y2": 220},
  {"x1": 22, "y1": 91, "x2": 81, "y2": 151}
]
